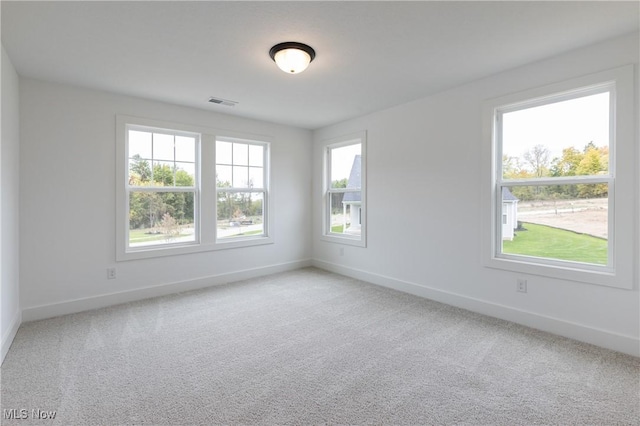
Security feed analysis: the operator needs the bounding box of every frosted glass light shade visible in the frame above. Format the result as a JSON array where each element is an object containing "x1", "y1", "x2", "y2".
[
  {"x1": 274, "y1": 48, "x2": 311, "y2": 74},
  {"x1": 269, "y1": 42, "x2": 316, "y2": 74}
]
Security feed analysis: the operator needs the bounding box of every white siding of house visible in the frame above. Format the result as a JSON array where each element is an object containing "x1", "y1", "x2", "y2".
[{"x1": 502, "y1": 201, "x2": 518, "y2": 241}]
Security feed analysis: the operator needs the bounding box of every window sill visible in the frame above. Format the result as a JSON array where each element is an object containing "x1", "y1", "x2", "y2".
[
  {"x1": 117, "y1": 236, "x2": 274, "y2": 261},
  {"x1": 320, "y1": 233, "x2": 366, "y2": 248},
  {"x1": 484, "y1": 255, "x2": 631, "y2": 290}
]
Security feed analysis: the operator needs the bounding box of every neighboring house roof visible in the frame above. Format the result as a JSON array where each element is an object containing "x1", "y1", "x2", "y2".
[
  {"x1": 502, "y1": 187, "x2": 518, "y2": 202},
  {"x1": 343, "y1": 155, "x2": 361, "y2": 203}
]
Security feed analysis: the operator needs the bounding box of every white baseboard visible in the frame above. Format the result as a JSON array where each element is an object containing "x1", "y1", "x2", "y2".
[
  {"x1": 312, "y1": 259, "x2": 640, "y2": 357},
  {"x1": 1, "y1": 309, "x2": 22, "y2": 365},
  {"x1": 22, "y1": 259, "x2": 312, "y2": 323}
]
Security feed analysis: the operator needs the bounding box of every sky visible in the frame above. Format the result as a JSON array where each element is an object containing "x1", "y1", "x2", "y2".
[
  {"x1": 129, "y1": 130, "x2": 195, "y2": 163},
  {"x1": 502, "y1": 91, "x2": 609, "y2": 162},
  {"x1": 331, "y1": 143, "x2": 361, "y2": 182}
]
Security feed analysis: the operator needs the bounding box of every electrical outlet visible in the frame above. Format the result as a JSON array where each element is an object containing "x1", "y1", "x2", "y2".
[
  {"x1": 107, "y1": 267, "x2": 117, "y2": 280},
  {"x1": 339, "y1": 247, "x2": 344, "y2": 256},
  {"x1": 517, "y1": 278, "x2": 527, "y2": 293}
]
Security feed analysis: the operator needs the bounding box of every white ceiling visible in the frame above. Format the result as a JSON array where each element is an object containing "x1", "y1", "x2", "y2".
[{"x1": 2, "y1": 1, "x2": 638, "y2": 130}]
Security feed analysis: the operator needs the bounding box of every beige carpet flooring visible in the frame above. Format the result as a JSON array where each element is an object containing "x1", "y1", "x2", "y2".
[{"x1": 1, "y1": 267, "x2": 638, "y2": 425}]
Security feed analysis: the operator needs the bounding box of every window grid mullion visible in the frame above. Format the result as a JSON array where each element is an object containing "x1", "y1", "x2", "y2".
[
  {"x1": 499, "y1": 176, "x2": 612, "y2": 187},
  {"x1": 328, "y1": 188, "x2": 362, "y2": 194},
  {"x1": 128, "y1": 186, "x2": 196, "y2": 192},
  {"x1": 216, "y1": 188, "x2": 265, "y2": 194}
]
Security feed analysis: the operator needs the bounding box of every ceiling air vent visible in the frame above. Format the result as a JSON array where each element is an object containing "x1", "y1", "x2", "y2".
[{"x1": 208, "y1": 97, "x2": 238, "y2": 107}]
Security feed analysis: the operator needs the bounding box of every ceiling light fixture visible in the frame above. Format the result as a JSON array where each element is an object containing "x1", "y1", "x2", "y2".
[{"x1": 269, "y1": 42, "x2": 316, "y2": 74}]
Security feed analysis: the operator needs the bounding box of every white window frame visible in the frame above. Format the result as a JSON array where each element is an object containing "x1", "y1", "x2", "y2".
[
  {"x1": 321, "y1": 131, "x2": 367, "y2": 247},
  {"x1": 116, "y1": 115, "x2": 273, "y2": 261},
  {"x1": 214, "y1": 137, "x2": 271, "y2": 245},
  {"x1": 124, "y1": 123, "x2": 201, "y2": 251},
  {"x1": 482, "y1": 65, "x2": 635, "y2": 289}
]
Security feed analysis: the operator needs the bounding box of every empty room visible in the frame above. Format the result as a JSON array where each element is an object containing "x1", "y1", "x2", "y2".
[{"x1": 1, "y1": 1, "x2": 639, "y2": 425}]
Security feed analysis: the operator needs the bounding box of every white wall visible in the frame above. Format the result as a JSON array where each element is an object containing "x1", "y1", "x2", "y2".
[
  {"x1": 19, "y1": 79, "x2": 312, "y2": 319},
  {"x1": 1, "y1": 45, "x2": 21, "y2": 363},
  {"x1": 312, "y1": 33, "x2": 639, "y2": 356}
]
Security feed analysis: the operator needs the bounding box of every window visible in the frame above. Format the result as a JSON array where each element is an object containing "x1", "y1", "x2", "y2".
[
  {"x1": 499, "y1": 89, "x2": 612, "y2": 266},
  {"x1": 322, "y1": 132, "x2": 366, "y2": 247},
  {"x1": 117, "y1": 116, "x2": 273, "y2": 260},
  {"x1": 216, "y1": 139, "x2": 268, "y2": 241},
  {"x1": 483, "y1": 65, "x2": 634, "y2": 288},
  {"x1": 126, "y1": 126, "x2": 199, "y2": 250}
]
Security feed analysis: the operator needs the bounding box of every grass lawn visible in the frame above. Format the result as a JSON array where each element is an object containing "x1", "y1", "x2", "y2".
[
  {"x1": 129, "y1": 228, "x2": 172, "y2": 243},
  {"x1": 331, "y1": 225, "x2": 344, "y2": 233},
  {"x1": 129, "y1": 227, "x2": 191, "y2": 243},
  {"x1": 236, "y1": 229, "x2": 263, "y2": 236},
  {"x1": 131, "y1": 227, "x2": 263, "y2": 242},
  {"x1": 503, "y1": 222, "x2": 607, "y2": 265}
]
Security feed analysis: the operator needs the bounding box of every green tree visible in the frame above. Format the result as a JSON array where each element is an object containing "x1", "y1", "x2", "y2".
[
  {"x1": 153, "y1": 163, "x2": 174, "y2": 186},
  {"x1": 577, "y1": 147, "x2": 604, "y2": 175},
  {"x1": 549, "y1": 147, "x2": 583, "y2": 198},
  {"x1": 247, "y1": 198, "x2": 263, "y2": 217},
  {"x1": 216, "y1": 174, "x2": 234, "y2": 220},
  {"x1": 550, "y1": 147, "x2": 583, "y2": 177},
  {"x1": 576, "y1": 147, "x2": 608, "y2": 198},
  {"x1": 130, "y1": 155, "x2": 151, "y2": 182},
  {"x1": 511, "y1": 186, "x2": 536, "y2": 202},
  {"x1": 176, "y1": 169, "x2": 194, "y2": 186},
  {"x1": 128, "y1": 157, "x2": 195, "y2": 230},
  {"x1": 328, "y1": 179, "x2": 349, "y2": 212},
  {"x1": 129, "y1": 191, "x2": 164, "y2": 229},
  {"x1": 503, "y1": 154, "x2": 536, "y2": 201},
  {"x1": 332, "y1": 178, "x2": 348, "y2": 188}
]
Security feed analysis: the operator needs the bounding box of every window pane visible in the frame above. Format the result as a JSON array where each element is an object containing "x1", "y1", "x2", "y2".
[
  {"x1": 249, "y1": 144, "x2": 264, "y2": 167},
  {"x1": 233, "y1": 143, "x2": 249, "y2": 166},
  {"x1": 217, "y1": 141, "x2": 232, "y2": 165},
  {"x1": 249, "y1": 166, "x2": 263, "y2": 188},
  {"x1": 175, "y1": 162, "x2": 195, "y2": 187},
  {"x1": 217, "y1": 141, "x2": 266, "y2": 189},
  {"x1": 129, "y1": 191, "x2": 195, "y2": 247},
  {"x1": 217, "y1": 192, "x2": 264, "y2": 239},
  {"x1": 153, "y1": 161, "x2": 175, "y2": 186},
  {"x1": 153, "y1": 133, "x2": 175, "y2": 161},
  {"x1": 129, "y1": 156, "x2": 152, "y2": 184},
  {"x1": 175, "y1": 136, "x2": 195, "y2": 162},
  {"x1": 329, "y1": 191, "x2": 362, "y2": 236},
  {"x1": 233, "y1": 166, "x2": 249, "y2": 188},
  {"x1": 217, "y1": 165, "x2": 232, "y2": 187},
  {"x1": 331, "y1": 144, "x2": 361, "y2": 188},
  {"x1": 501, "y1": 184, "x2": 608, "y2": 265},
  {"x1": 502, "y1": 92, "x2": 610, "y2": 179},
  {"x1": 214, "y1": 140, "x2": 268, "y2": 241},
  {"x1": 129, "y1": 130, "x2": 152, "y2": 159}
]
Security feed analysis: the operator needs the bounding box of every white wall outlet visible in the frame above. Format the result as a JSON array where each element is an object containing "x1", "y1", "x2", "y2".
[
  {"x1": 107, "y1": 267, "x2": 117, "y2": 280},
  {"x1": 339, "y1": 247, "x2": 344, "y2": 256},
  {"x1": 517, "y1": 278, "x2": 527, "y2": 293}
]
